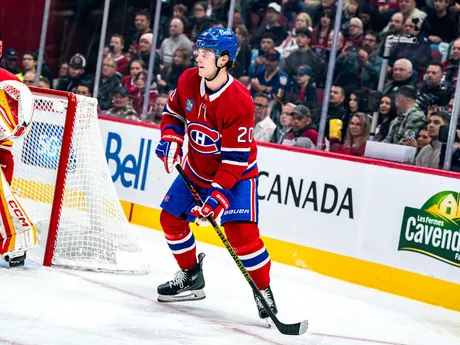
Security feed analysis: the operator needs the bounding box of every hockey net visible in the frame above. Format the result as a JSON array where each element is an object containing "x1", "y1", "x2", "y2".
[{"x1": 11, "y1": 88, "x2": 149, "y2": 274}]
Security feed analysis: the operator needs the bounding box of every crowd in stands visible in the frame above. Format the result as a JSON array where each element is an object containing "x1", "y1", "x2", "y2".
[{"x1": 2, "y1": 0, "x2": 460, "y2": 171}]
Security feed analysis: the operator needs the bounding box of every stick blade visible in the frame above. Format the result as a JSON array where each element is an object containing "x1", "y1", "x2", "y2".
[{"x1": 275, "y1": 319, "x2": 309, "y2": 336}]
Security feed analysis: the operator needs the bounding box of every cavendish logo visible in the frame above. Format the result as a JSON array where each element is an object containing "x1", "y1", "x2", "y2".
[
  {"x1": 186, "y1": 98, "x2": 194, "y2": 112},
  {"x1": 398, "y1": 191, "x2": 460, "y2": 267},
  {"x1": 188, "y1": 122, "x2": 220, "y2": 154}
]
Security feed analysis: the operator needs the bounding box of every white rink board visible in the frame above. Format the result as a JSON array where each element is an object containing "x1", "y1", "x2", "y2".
[{"x1": 98, "y1": 117, "x2": 460, "y2": 286}]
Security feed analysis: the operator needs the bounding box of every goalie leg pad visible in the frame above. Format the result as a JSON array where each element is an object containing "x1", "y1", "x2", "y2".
[
  {"x1": 224, "y1": 221, "x2": 271, "y2": 290},
  {"x1": 0, "y1": 169, "x2": 37, "y2": 258},
  {"x1": 160, "y1": 210, "x2": 197, "y2": 270}
]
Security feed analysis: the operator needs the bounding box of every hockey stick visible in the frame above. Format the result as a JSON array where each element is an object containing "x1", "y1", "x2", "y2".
[{"x1": 175, "y1": 164, "x2": 308, "y2": 336}]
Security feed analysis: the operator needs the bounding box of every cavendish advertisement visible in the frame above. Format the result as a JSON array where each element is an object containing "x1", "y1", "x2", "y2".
[{"x1": 399, "y1": 191, "x2": 460, "y2": 267}]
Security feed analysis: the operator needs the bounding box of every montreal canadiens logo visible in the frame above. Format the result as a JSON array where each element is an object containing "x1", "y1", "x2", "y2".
[{"x1": 188, "y1": 122, "x2": 220, "y2": 154}]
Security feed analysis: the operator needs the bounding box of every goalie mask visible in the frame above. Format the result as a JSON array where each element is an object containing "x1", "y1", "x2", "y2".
[{"x1": 0, "y1": 80, "x2": 34, "y2": 141}]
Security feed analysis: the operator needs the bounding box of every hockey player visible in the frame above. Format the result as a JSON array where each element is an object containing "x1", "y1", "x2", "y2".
[
  {"x1": 155, "y1": 28, "x2": 277, "y2": 319},
  {"x1": 0, "y1": 41, "x2": 37, "y2": 267}
]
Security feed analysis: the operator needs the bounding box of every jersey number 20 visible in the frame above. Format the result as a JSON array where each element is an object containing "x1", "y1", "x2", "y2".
[{"x1": 237, "y1": 127, "x2": 254, "y2": 143}]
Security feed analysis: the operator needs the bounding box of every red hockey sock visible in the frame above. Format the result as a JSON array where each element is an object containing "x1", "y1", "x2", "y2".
[
  {"x1": 160, "y1": 210, "x2": 197, "y2": 270},
  {"x1": 224, "y1": 222, "x2": 271, "y2": 289}
]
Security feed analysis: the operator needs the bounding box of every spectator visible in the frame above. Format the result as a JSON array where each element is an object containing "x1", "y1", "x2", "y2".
[
  {"x1": 251, "y1": 2, "x2": 288, "y2": 48},
  {"x1": 404, "y1": 125, "x2": 431, "y2": 156},
  {"x1": 249, "y1": 32, "x2": 277, "y2": 78},
  {"x1": 334, "y1": 31, "x2": 382, "y2": 91},
  {"x1": 132, "y1": 33, "x2": 161, "y2": 77},
  {"x1": 212, "y1": 20, "x2": 226, "y2": 28},
  {"x1": 383, "y1": 58, "x2": 414, "y2": 96},
  {"x1": 57, "y1": 54, "x2": 89, "y2": 92},
  {"x1": 109, "y1": 34, "x2": 130, "y2": 76},
  {"x1": 327, "y1": 30, "x2": 345, "y2": 53},
  {"x1": 254, "y1": 93, "x2": 277, "y2": 142},
  {"x1": 443, "y1": 38, "x2": 460, "y2": 89},
  {"x1": 144, "y1": 93, "x2": 168, "y2": 124},
  {"x1": 362, "y1": 32, "x2": 382, "y2": 81},
  {"x1": 172, "y1": 4, "x2": 189, "y2": 29},
  {"x1": 341, "y1": 0, "x2": 360, "y2": 34},
  {"x1": 285, "y1": 64, "x2": 316, "y2": 109},
  {"x1": 233, "y1": 24, "x2": 252, "y2": 81},
  {"x1": 160, "y1": 18, "x2": 193, "y2": 66},
  {"x1": 426, "y1": 0, "x2": 457, "y2": 45},
  {"x1": 415, "y1": 111, "x2": 449, "y2": 168},
  {"x1": 121, "y1": 59, "x2": 145, "y2": 96},
  {"x1": 158, "y1": 47, "x2": 190, "y2": 94},
  {"x1": 279, "y1": 12, "x2": 313, "y2": 58},
  {"x1": 75, "y1": 82, "x2": 92, "y2": 97},
  {"x1": 131, "y1": 71, "x2": 157, "y2": 115},
  {"x1": 378, "y1": 12, "x2": 404, "y2": 56},
  {"x1": 106, "y1": 86, "x2": 139, "y2": 121},
  {"x1": 334, "y1": 113, "x2": 370, "y2": 157},
  {"x1": 128, "y1": 10, "x2": 152, "y2": 48},
  {"x1": 250, "y1": 49, "x2": 289, "y2": 101},
  {"x1": 22, "y1": 71, "x2": 35, "y2": 87},
  {"x1": 375, "y1": 95, "x2": 397, "y2": 141},
  {"x1": 1, "y1": 48, "x2": 20, "y2": 74},
  {"x1": 312, "y1": 85, "x2": 348, "y2": 142},
  {"x1": 272, "y1": 102, "x2": 295, "y2": 144},
  {"x1": 348, "y1": 91, "x2": 369, "y2": 115},
  {"x1": 16, "y1": 52, "x2": 38, "y2": 82},
  {"x1": 344, "y1": 18, "x2": 364, "y2": 49},
  {"x1": 416, "y1": 62, "x2": 451, "y2": 112},
  {"x1": 207, "y1": 0, "x2": 227, "y2": 22},
  {"x1": 39, "y1": 77, "x2": 51, "y2": 89},
  {"x1": 384, "y1": 85, "x2": 426, "y2": 145},
  {"x1": 53, "y1": 62, "x2": 69, "y2": 89},
  {"x1": 439, "y1": 130, "x2": 460, "y2": 172},
  {"x1": 282, "y1": 104, "x2": 327, "y2": 149},
  {"x1": 389, "y1": 18, "x2": 433, "y2": 76},
  {"x1": 185, "y1": 2, "x2": 213, "y2": 42},
  {"x1": 97, "y1": 56, "x2": 121, "y2": 111},
  {"x1": 283, "y1": 28, "x2": 321, "y2": 82},
  {"x1": 310, "y1": 9, "x2": 332, "y2": 52},
  {"x1": 398, "y1": 0, "x2": 426, "y2": 22}
]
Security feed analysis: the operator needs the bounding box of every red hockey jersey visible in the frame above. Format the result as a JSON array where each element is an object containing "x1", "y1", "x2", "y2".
[{"x1": 161, "y1": 68, "x2": 258, "y2": 190}]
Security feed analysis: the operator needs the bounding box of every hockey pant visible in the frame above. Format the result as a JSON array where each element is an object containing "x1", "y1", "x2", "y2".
[
  {"x1": 160, "y1": 210, "x2": 271, "y2": 290},
  {"x1": 0, "y1": 150, "x2": 37, "y2": 258}
]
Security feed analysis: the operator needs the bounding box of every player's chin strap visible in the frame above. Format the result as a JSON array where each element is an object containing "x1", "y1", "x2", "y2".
[{"x1": 204, "y1": 53, "x2": 229, "y2": 82}]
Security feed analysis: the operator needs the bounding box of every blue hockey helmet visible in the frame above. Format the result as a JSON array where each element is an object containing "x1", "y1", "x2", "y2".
[{"x1": 195, "y1": 28, "x2": 238, "y2": 61}]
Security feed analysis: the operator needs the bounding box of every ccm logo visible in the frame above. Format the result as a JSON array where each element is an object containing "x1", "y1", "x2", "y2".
[{"x1": 8, "y1": 200, "x2": 29, "y2": 227}]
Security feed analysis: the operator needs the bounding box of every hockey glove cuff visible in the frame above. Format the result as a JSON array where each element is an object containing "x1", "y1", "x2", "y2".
[{"x1": 156, "y1": 125, "x2": 185, "y2": 174}]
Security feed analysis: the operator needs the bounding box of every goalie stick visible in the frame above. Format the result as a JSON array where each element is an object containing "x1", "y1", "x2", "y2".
[{"x1": 175, "y1": 164, "x2": 308, "y2": 336}]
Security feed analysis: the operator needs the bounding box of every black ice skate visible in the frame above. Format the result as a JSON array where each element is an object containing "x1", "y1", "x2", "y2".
[
  {"x1": 157, "y1": 252, "x2": 206, "y2": 302},
  {"x1": 254, "y1": 285, "x2": 278, "y2": 319},
  {"x1": 4, "y1": 252, "x2": 26, "y2": 268}
]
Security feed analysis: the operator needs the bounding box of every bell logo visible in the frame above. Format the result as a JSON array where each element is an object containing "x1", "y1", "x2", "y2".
[{"x1": 8, "y1": 200, "x2": 29, "y2": 227}]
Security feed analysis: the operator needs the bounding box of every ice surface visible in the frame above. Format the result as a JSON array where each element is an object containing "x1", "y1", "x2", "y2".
[{"x1": 1, "y1": 224, "x2": 460, "y2": 345}]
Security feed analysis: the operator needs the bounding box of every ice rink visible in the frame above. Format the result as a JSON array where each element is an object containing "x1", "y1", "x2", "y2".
[{"x1": 1, "y1": 224, "x2": 460, "y2": 345}]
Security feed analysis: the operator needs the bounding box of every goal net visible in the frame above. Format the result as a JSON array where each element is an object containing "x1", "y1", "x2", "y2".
[{"x1": 11, "y1": 88, "x2": 149, "y2": 274}]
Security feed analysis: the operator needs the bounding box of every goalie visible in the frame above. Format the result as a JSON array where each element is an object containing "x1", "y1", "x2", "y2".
[{"x1": 0, "y1": 41, "x2": 37, "y2": 267}]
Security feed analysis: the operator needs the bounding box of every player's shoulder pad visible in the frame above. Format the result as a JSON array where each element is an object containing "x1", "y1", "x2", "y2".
[{"x1": 0, "y1": 68, "x2": 21, "y2": 83}]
